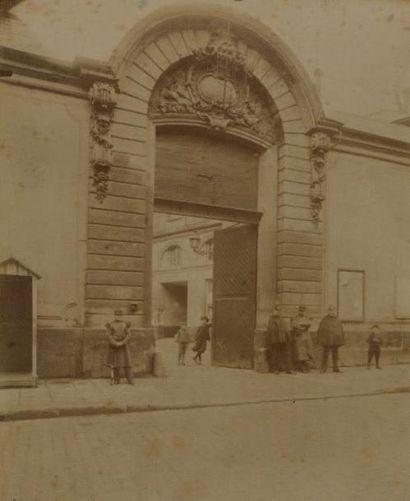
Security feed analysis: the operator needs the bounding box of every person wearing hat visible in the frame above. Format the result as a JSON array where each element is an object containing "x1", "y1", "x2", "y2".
[
  {"x1": 266, "y1": 304, "x2": 293, "y2": 374},
  {"x1": 317, "y1": 306, "x2": 345, "y2": 373},
  {"x1": 367, "y1": 324, "x2": 383, "y2": 369},
  {"x1": 106, "y1": 309, "x2": 135, "y2": 384},
  {"x1": 291, "y1": 305, "x2": 314, "y2": 372},
  {"x1": 192, "y1": 316, "x2": 211, "y2": 364}
]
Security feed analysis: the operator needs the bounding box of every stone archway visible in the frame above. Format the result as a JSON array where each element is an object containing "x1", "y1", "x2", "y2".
[{"x1": 85, "y1": 6, "x2": 335, "y2": 340}]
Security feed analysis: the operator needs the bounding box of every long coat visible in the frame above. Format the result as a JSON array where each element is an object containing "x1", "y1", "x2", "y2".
[
  {"x1": 291, "y1": 315, "x2": 313, "y2": 362},
  {"x1": 317, "y1": 315, "x2": 345, "y2": 347},
  {"x1": 267, "y1": 315, "x2": 291, "y2": 345},
  {"x1": 193, "y1": 324, "x2": 211, "y2": 354},
  {"x1": 107, "y1": 320, "x2": 132, "y2": 368}
]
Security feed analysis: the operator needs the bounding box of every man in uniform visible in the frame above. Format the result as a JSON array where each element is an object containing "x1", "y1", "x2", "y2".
[
  {"x1": 106, "y1": 309, "x2": 135, "y2": 384},
  {"x1": 266, "y1": 304, "x2": 294, "y2": 374},
  {"x1": 317, "y1": 305, "x2": 345, "y2": 373}
]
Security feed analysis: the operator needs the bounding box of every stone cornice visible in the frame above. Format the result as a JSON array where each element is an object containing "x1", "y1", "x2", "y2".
[
  {"x1": 0, "y1": 46, "x2": 117, "y2": 96},
  {"x1": 322, "y1": 115, "x2": 410, "y2": 161},
  {"x1": 336, "y1": 127, "x2": 410, "y2": 159}
]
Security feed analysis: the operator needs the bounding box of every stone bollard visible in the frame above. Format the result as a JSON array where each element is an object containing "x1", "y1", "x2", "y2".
[
  {"x1": 254, "y1": 347, "x2": 270, "y2": 373},
  {"x1": 254, "y1": 328, "x2": 270, "y2": 373},
  {"x1": 152, "y1": 350, "x2": 167, "y2": 377}
]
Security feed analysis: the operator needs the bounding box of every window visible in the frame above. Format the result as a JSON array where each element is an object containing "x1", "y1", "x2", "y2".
[
  {"x1": 201, "y1": 239, "x2": 213, "y2": 261},
  {"x1": 167, "y1": 214, "x2": 182, "y2": 222},
  {"x1": 161, "y1": 245, "x2": 182, "y2": 267}
]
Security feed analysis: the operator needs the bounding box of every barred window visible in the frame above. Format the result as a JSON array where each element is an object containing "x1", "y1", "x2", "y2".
[{"x1": 162, "y1": 245, "x2": 182, "y2": 267}]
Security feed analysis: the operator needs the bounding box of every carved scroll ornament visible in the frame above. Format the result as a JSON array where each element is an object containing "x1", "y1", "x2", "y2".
[
  {"x1": 149, "y1": 27, "x2": 278, "y2": 143},
  {"x1": 89, "y1": 81, "x2": 117, "y2": 202},
  {"x1": 309, "y1": 131, "x2": 333, "y2": 221}
]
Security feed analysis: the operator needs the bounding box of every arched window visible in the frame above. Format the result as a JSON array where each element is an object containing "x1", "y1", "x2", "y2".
[{"x1": 161, "y1": 245, "x2": 182, "y2": 267}]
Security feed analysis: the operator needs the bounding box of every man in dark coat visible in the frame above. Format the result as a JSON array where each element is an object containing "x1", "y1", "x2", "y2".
[
  {"x1": 317, "y1": 306, "x2": 345, "y2": 373},
  {"x1": 106, "y1": 309, "x2": 135, "y2": 384},
  {"x1": 266, "y1": 304, "x2": 293, "y2": 374},
  {"x1": 193, "y1": 316, "x2": 211, "y2": 364}
]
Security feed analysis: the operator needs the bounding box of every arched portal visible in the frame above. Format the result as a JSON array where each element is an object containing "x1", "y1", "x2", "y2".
[{"x1": 86, "y1": 6, "x2": 326, "y2": 368}]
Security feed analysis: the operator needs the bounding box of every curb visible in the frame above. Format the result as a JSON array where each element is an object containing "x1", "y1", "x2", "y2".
[{"x1": 0, "y1": 386, "x2": 409, "y2": 422}]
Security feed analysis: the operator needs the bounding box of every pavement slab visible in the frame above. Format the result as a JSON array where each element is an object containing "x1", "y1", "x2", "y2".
[{"x1": 0, "y1": 347, "x2": 409, "y2": 421}]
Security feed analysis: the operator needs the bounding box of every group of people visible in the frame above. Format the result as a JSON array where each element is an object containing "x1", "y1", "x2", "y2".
[
  {"x1": 105, "y1": 311, "x2": 212, "y2": 385},
  {"x1": 174, "y1": 316, "x2": 211, "y2": 365},
  {"x1": 266, "y1": 304, "x2": 383, "y2": 375},
  {"x1": 105, "y1": 305, "x2": 384, "y2": 385}
]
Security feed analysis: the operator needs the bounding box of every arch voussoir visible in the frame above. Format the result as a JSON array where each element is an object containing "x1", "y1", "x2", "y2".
[{"x1": 87, "y1": 11, "x2": 327, "y2": 333}]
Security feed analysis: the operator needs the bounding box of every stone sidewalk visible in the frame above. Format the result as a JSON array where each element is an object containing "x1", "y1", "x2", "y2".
[{"x1": 1, "y1": 356, "x2": 409, "y2": 421}]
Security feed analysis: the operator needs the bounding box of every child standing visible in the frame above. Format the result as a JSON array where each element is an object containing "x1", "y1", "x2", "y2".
[
  {"x1": 367, "y1": 324, "x2": 383, "y2": 369},
  {"x1": 174, "y1": 325, "x2": 191, "y2": 365}
]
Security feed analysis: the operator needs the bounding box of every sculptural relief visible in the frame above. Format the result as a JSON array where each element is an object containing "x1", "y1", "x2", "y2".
[
  {"x1": 149, "y1": 27, "x2": 278, "y2": 143},
  {"x1": 88, "y1": 81, "x2": 117, "y2": 202}
]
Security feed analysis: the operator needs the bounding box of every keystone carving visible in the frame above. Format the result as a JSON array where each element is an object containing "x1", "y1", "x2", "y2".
[
  {"x1": 149, "y1": 26, "x2": 277, "y2": 143},
  {"x1": 89, "y1": 81, "x2": 117, "y2": 202}
]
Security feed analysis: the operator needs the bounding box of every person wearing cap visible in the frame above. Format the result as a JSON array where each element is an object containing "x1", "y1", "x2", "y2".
[
  {"x1": 367, "y1": 324, "x2": 383, "y2": 369},
  {"x1": 106, "y1": 309, "x2": 135, "y2": 384},
  {"x1": 266, "y1": 304, "x2": 293, "y2": 374},
  {"x1": 317, "y1": 306, "x2": 345, "y2": 373},
  {"x1": 291, "y1": 305, "x2": 314, "y2": 372}
]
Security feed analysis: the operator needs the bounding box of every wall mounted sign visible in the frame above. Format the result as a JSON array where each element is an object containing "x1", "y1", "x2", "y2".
[{"x1": 337, "y1": 269, "x2": 365, "y2": 321}]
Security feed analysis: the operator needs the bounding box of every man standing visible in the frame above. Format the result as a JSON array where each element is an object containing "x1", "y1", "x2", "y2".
[
  {"x1": 106, "y1": 309, "x2": 135, "y2": 385},
  {"x1": 317, "y1": 306, "x2": 345, "y2": 373},
  {"x1": 266, "y1": 304, "x2": 293, "y2": 374},
  {"x1": 291, "y1": 305, "x2": 314, "y2": 372}
]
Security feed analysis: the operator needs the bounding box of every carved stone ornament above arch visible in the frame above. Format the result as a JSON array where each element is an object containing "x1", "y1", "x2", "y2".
[
  {"x1": 111, "y1": 5, "x2": 324, "y2": 130},
  {"x1": 148, "y1": 24, "x2": 282, "y2": 147}
]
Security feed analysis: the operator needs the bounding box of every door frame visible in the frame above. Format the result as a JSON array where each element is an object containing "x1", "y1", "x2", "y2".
[
  {"x1": 150, "y1": 139, "x2": 279, "y2": 365},
  {"x1": 0, "y1": 257, "x2": 39, "y2": 386}
]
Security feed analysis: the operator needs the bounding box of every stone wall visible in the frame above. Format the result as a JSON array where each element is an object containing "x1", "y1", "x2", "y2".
[
  {"x1": 37, "y1": 328, "x2": 155, "y2": 378},
  {"x1": 0, "y1": 82, "x2": 89, "y2": 327}
]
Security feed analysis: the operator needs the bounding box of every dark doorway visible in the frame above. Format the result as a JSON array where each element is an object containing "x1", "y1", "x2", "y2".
[
  {"x1": 153, "y1": 126, "x2": 262, "y2": 369},
  {"x1": 0, "y1": 275, "x2": 32, "y2": 373},
  {"x1": 161, "y1": 282, "x2": 188, "y2": 327}
]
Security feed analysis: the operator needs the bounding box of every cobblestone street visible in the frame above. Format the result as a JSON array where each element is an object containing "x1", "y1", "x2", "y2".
[{"x1": 1, "y1": 392, "x2": 409, "y2": 501}]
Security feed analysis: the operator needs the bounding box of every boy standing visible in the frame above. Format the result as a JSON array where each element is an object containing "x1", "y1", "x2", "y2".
[
  {"x1": 174, "y1": 325, "x2": 190, "y2": 365},
  {"x1": 367, "y1": 324, "x2": 383, "y2": 369}
]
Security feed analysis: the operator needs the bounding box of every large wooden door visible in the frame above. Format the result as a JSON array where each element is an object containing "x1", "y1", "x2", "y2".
[
  {"x1": 212, "y1": 224, "x2": 257, "y2": 369},
  {"x1": 0, "y1": 275, "x2": 32, "y2": 372}
]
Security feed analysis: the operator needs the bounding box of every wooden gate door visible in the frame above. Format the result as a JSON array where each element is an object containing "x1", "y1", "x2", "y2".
[
  {"x1": 0, "y1": 275, "x2": 32, "y2": 372},
  {"x1": 212, "y1": 224, "x2": 257, "y2": 369}
]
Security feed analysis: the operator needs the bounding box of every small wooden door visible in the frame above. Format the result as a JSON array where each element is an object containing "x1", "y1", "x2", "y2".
[
  {"x1": 212, "y1": 224, "x2": 257, "y2": 369},
  {"x1": 0, "y1": 275, "x2": 32, "y2": 372}
]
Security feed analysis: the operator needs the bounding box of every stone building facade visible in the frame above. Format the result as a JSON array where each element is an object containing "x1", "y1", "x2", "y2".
[{"x1": 1, "y1": 3, "x2": 410, "y2": 379}]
